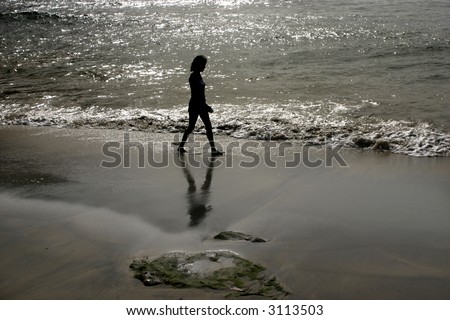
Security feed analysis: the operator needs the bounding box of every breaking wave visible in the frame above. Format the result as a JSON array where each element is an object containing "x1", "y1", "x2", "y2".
[{"x1": 1, "y1": 101, "x2": 449, "y2": 157}]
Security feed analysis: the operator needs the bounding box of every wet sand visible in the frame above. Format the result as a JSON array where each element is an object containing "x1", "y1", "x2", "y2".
[{"x1": 0, "y1": 125, "x2": 449, "y2": 299}]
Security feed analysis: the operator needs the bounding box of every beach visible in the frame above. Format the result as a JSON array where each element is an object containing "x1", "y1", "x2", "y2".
[
  {"x1": 1, "y1": 125, "x2": 449, "y2": 299},
  {"x1": 1, "y1": 0, "x2": 449, "y2": 305}
]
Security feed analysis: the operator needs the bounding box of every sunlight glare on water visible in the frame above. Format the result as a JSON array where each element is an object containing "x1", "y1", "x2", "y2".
[{"x1": 0, "y1": 0, "x2": 449, "y2": 156}]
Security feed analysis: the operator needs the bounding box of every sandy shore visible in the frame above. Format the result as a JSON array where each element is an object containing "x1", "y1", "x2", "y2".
[{"x1": 0, "y1": 125, "x2": 449, "y2": 299}]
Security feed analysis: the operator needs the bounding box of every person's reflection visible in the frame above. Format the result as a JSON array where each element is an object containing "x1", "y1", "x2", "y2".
[{"x1": 178, "y1": 155, "x2": 215, "y2": 227}]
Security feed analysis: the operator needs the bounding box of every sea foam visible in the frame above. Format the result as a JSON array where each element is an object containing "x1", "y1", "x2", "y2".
[{"x1": 1, "y1": 101, "x2": 449, "y2": 157}]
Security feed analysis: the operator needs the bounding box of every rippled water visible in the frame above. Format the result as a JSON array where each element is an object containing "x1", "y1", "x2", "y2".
[{"x1": 1, "y1": 0, "x2": 449, "y2": 156}]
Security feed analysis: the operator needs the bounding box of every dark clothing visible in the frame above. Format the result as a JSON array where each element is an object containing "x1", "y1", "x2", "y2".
[
  {"x1": 179, "y1": 71, "x2": 215, "y2": 149},
  {"x1": 188, "y1": 72, "x2": 208, "y2": 114}
]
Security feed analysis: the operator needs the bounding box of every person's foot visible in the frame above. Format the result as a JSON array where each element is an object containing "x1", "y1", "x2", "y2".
[
  {"x1": 177, "y1": 147, "x2": 188, "y2": 154},
  {"x1": 211, "y1": 149, "x2": 224, "y2": 156}
]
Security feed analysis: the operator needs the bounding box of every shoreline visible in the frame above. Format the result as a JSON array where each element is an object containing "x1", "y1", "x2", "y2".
[{"x1": 1, "y1": 125, "x2": 449, "y2": 299}]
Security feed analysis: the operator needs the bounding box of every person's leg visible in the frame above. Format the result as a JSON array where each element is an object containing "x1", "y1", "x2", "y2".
[
  {"x1": 178, "y1": 112, "x2": 198, "y2": 151},
  {"x1": 199, "y1": 112, "x2": 215, "y2": 149},
  {"x1": 199, "y1": 112, "x2": 223, "y2": 155}
]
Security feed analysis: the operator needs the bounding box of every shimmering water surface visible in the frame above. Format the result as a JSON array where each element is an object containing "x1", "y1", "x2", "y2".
[{"x1": 1, "y1": 0, "x2": 449, "y2": 156}]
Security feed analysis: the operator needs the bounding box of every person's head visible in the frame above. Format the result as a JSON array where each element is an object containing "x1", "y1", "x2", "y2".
[{"x1": 190, "y1": 55, "x2": 208, "y2": 72}]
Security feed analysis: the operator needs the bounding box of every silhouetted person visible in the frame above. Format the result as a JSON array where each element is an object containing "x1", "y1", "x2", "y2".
[
  {"x1": 177, "y1": 156, "x2": 215, "y2": 227},
  {"x1": 178, "y1": 55, "x2": 223, "y2": 156}
]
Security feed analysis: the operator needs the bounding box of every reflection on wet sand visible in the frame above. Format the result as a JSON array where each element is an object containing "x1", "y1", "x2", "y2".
[
  {"x1": 176, "y1": 155, "x2": 216, "y2": 227},
  {"x1": 1, "y1": 126, "x2": 449, "y2": 299}
]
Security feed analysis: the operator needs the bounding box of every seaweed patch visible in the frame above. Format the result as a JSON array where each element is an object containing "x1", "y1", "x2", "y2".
[{"x1": 130, "y1": 251, "x2": 289, "y2": 299}]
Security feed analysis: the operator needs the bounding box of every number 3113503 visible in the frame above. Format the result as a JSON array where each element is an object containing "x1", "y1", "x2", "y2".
[{"x1": 268, "y1": 304, "x2": 324, "y2": 316}]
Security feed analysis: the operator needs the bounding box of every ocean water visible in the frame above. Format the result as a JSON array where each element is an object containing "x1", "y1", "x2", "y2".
[{"x1": 1, "y1": 0, "x2": 449, "y2": 156}]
